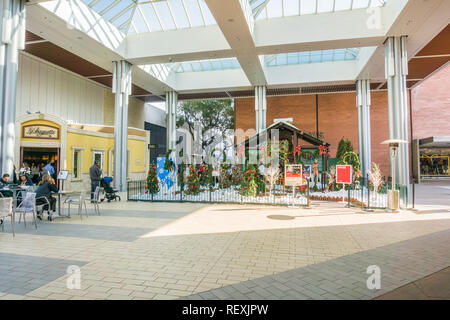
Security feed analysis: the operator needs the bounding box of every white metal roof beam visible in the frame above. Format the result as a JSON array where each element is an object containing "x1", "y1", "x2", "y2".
[
  {"x1": 28, "y1": 2, "x2": 175, "y2": 95},
  {"x1": 124, "y1": 7, "x2": 391, "y2": 65},
  {"x1": 199, "y1": 0, "x2": 267, "y2": 85}
]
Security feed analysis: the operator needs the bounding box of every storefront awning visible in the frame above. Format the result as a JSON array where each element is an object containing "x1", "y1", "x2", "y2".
[{"x1": 419, "y1": 136, "x2": 450, "y2": 148}]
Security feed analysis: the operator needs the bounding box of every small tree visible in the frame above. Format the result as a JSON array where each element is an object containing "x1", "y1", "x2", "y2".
[
  {"x1": 265, "y1": 166, "x2": 280, "y2": 196},
  {"x1": 146, "y1": 162, "x2": 159, "y2": 194},
  {"x1": 240, "y1": 165, "x2": 258, "y2": 197},
  {"x1": 336, "y1": 137, "x2": 353, "y2": 159},
  {"x1": 369, "y1": 162, "x2": 383, "y2": 192},
  {"x1": 185, "y1": 165, "x2": 200, "y2": 195}
]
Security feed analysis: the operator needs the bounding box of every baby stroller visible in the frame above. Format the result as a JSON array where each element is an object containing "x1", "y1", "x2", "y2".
[{"x1": 101, "y1": 176, "x2": 121, "y2": 202}]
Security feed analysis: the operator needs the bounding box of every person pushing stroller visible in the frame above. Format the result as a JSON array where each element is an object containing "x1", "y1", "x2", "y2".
[{"x1": 89, "y1": 160, "x2": 102, "y2": 202}]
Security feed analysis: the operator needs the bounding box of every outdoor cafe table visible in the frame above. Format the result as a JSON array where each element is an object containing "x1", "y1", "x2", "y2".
[{"x1": 49, "y1": 190, "x2": 81, "y2": 221}]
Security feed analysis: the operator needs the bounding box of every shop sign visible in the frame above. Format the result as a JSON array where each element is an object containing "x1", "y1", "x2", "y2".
[
  {"x1": 285, "y1": 164, "x2": 303, "y2": 186},
  {"x1": 336, "y1": 165, "x2": 352, "y2": 184},
  {"x1": 22, "y1": 124, "x2": 59, "y2": 140}
]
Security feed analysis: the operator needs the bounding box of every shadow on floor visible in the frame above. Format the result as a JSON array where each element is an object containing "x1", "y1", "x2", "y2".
[{"x1": 0, "y1": 252, "x2": 86, "y2": 295}]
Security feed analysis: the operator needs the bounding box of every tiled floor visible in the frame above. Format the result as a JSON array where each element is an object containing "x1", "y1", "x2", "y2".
[{"x1": 0, "y1": 199, "x2": 449, "y2": 300}]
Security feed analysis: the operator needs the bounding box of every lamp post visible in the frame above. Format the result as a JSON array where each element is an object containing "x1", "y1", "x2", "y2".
[{"x1": 381, "y1": 139, "x2": 408, "y2": 212}]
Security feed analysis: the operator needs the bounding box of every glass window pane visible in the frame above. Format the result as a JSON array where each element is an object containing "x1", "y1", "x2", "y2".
[
  {"x1": 184, "y1": 0, "x2": 204, "y2": 27},
  {"x1": 140, "y1": 3, "x2": 163, "y2": 31},
  {"x1": 199, "y1": 0, "x2": 216, "y2": 25},
  {"x1": 153, "y1": 1, "x2": 176, "y2": 30},
  {"x1": 168, "y1": 0, "x2": 190, "y2": 29},
  {"x1": 317, "y1": 0, "x2": 335, "y2": 13},
  {"x1": 283, "y1": 0, "x2": 299, "y2": 16},
  {"x1": 133, "y1": 5, "x2": 151, "y2": 33},
  {"x1": 300, "y1": 0, "x2": 317, "y2": 14},
  {"x1": 267, "y1": 0, "x2": 282, "y2": 18}
]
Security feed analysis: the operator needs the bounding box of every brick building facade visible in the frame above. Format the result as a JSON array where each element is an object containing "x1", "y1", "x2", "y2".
[{"x1": 235, "y1": 64, "x2": 450, "y2": 177}]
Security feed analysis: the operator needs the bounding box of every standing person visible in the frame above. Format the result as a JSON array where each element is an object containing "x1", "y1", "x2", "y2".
[
  {"x1": 44, "y1": 160, "x2": 56, "y2": 181},
  {"x1": 20, "y1": 163, "x2": 33, "y2": 181},
  {"x1": 11, "y1": 165, "x2": 18, "y2": 185},
  {"x1": 39, "y1": 163, "x2": 49, "y2": 182},
  {"x1": 31, "y1": 162, "x2": 39, "y2": 183},
  {"x1": 89, "y1": 159, "x2": 102, "y2": 201},
  {"x1": 35, "y1": 174, "x2": 58, "y2": 220}
]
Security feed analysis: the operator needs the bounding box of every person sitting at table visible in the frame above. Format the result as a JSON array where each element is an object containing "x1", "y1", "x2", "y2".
[
  {"x1": 35, "y1": 174, "x2": 58, "y2": 220},
  {"x1": 0, "y1": 174, "x2": 13, "y2": 198},
  {"x1": 18, "y1": 173, "x2": 34, "y2": 188}
]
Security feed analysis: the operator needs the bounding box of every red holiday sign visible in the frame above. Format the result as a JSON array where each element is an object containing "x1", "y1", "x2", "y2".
[{"x1": 336, "y1": 165, "x2": 352, "y2": 184}]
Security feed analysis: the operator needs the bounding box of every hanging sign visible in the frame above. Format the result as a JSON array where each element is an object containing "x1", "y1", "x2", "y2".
[
  {"x1": 22, "y1": 124, "x2": 59, "y2": 140},
  {"x1": 285, "y1": 164, "x2": 303, "y2": 186},
  {"x1": 336, "y1": 165, "x2": 353, "y2": 184}
]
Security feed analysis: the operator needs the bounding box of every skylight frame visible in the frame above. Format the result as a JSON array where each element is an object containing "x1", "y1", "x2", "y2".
[
  {"x1": 264, "y1": 48, "x2": 363, "y2": 67},
  {"x1": 83, "y1": 0, "x2": 217, "y2": 34},
  {"x1": 250, "y1": 0, "x2": 387, "y2": 20}
]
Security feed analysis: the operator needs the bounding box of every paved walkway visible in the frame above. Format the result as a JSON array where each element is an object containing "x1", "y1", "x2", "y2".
[
  {"x1": 375, "y1": 267, "x2": 450, "y2": 300},
  {"x1": 0, "y1": 199, "x2": 449, "y2": 300}
]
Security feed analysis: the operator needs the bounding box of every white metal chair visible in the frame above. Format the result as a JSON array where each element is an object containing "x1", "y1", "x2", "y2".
[
  {"x1": 91, "y1": 186, "x2": 100, "y2": 215},
  {"x1": 35, "y1": 196, "x2": 51, "y2": 220},
  {"x1": 0, "y1": 198, "x2": 14, "y2": 236},
  {"x1": 15, "y1": 192, "x2": 38, "y2": 229},
  {"x1": 63, "y1": 191, "x2": 88, "y2": 220}
]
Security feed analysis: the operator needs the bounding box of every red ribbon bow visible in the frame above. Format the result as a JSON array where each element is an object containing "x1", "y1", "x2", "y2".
[
  {"x1": 293, "y1": 145, "x2": 301, "y2": 156},
  {"x1": 319, "y1": 145, "x2": 328, "y2": 155}
]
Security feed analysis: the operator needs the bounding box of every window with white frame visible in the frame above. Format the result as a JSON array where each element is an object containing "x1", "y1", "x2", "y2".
[
  {"x1": 92, "y1": 150, "x2": 104, "y2": 171},
  {"x1": 72, "y1": 148, "x2": 83, "y2": 180}
]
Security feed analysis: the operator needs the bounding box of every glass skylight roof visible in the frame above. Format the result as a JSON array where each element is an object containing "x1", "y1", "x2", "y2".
[
  {"x1": 264, "y1": 48, "x2": 361, "y2": 66},
  {"x1": 167, "y1": 58, "x2": 241, "y2": 73},
  {"x1": 249, "y1": 0, "x2": 386, "y2": 19},
  {"x1": 81, "y1": 0, "x2": 217, "y2": 34}
]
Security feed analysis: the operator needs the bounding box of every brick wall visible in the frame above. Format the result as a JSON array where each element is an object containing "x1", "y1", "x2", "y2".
[
  {"x1": 411, "y1": 64, "x2": 450, "y2": 140},
  {"x1": 236, "y1": 91, "x2": 389, "y2": 177},
  {"x1": 234, "y1": 65, "x2": 450, "y2": 177}
]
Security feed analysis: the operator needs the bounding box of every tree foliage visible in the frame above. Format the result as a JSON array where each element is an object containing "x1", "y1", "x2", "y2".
[
  {"x1": 176, "y1": 99, "x2": 235, "y2": 152},
  {"x1": 336, "y1": 137, "x2": 353, "y2": 159}
]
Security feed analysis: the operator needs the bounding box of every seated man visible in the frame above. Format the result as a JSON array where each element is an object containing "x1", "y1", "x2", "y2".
[
  {"x1": 0, "y1": 174, "x2": 13, "y2": 198},
  {"x1": 35, "y1": 174, "x2": 58, "y2": 220}
]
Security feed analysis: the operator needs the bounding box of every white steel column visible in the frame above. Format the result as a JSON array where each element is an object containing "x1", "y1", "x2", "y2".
[
  {"x1": 384, "y1": 36, "x2": 410, "y2": 206},
  {"x1": 0, "y1": 0, "x2": 26, "y2": 175},
  {"x1": 254, "y1": 86, "x2": 266, "y2": 134},
  {"x1": 166, "y1": 91, "x2": 178, "y2": 154},
  {"x1": 112, "y1": 60, "x2": 132, "y2": 192},
  {"x1": 356, "y1": 79, "x2": 372, "y2": 183}
]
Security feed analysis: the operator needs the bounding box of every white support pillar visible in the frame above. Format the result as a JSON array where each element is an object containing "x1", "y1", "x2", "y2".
[
  {"x1": 356, "y1": 79, "x2": 372, "y2": 183},
  {"x1": 384, "y1": 36, "x2": 410, "y2": 206},
  {"x1": 254, "y1": 86, "x2": 266, "y2": 134},
  {"x1": 112, "y1": 60, "x2": 132, "y2": 192},
  {"x1": 166, "y1": 91, "x2": 178, "y2": 155},
  {"x1": 0, "y1": 0, "x2": 26, "y2": 176}
]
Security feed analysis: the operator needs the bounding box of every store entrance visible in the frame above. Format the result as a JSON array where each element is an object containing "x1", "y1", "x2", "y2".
[{"x1": 21, "y1": 147, "x2": 60, "y2": 183}]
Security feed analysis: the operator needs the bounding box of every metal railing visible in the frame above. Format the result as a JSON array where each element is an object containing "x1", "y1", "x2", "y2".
[
  {"x1": 127, "y1": 180, "x2": 309, "y2": 207},
  {"x1": 127, "y1": 170, "x2": 399, "y2": 209}
]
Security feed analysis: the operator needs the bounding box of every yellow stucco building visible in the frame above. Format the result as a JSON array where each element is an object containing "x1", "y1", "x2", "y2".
[{"x1": 15, "y1": 113, "x2": 149, "y2": 191}]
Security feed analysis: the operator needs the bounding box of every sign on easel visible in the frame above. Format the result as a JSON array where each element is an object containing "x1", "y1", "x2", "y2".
[
  {"x1": 285, "y1": 164, "x2": 303, "y2": 208},
  {"x1": 285, "y1": 164, "x2": 303, "y2": 186},
  {"x1": 336, "y1": 165, "x2": 352, "y2": 203},
  {"x1": 57, "y1": 170, "x2": 69, "y2": 180},
  {"x1": 336, "y1": 165, "x2": 352, "y2": 184}
]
